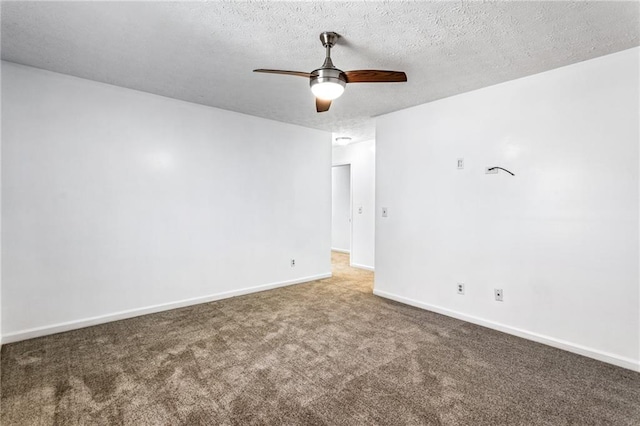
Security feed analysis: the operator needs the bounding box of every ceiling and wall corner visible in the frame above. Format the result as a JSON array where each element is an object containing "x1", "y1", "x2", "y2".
[
  {"x1": 1, "y1": 1, "x2": 638, "y2": 142},
  {"x1": 1, "y1": 1, "x2": 639, "y2": 365}
]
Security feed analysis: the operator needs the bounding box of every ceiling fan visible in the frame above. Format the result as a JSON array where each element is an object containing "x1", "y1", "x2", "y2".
[{"x1": 254, "y1": 32, "x2": 407, "y2": 113}]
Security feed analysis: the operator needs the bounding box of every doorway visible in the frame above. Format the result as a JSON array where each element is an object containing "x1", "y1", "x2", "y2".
[{"x1": 331, "y1": 164, "x2": 351, "y2": 260}]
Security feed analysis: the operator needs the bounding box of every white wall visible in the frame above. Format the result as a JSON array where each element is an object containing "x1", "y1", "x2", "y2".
[
  {"x1": 375, "y1": 47, "x2": 640, "y2": 371},
  {"x1": 1, "y1": 62, "x2": 332, "y2": 341},
  {"x1": 331, "y1": 165, "x2": 351, "y2": 252},
  {"x1": 0, "y1": 61, "x2": 2, "y2": 351},
  {"x1": 333, "y1": 140, "x2": 376, "y2": 270}
]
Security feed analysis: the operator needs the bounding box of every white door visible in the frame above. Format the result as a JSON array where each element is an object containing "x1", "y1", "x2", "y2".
[{"x1": 331, "y1": 165, "x2": 351, "y2": 253}]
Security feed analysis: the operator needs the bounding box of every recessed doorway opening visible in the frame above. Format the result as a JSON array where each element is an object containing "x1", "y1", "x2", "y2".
[{"x1": 331, "y1": 164, "x2": 351, "y2": 262}]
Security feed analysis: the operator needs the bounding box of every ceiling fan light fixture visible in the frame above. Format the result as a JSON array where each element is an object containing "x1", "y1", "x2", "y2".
[
  {"x1": 311, "y1": 81, "x2": 345, "y2": 100},
  {"x1": 254, "y1": 32, "x2": 407, "y2": 113},
  {"x1": 310, "y1": 68, "x2": 346, "y2": 100}
]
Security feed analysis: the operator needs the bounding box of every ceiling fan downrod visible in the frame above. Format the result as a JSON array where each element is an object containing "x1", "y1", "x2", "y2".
[{"x1": 319, "y1": 32, "x2": 339, "y2": 69}]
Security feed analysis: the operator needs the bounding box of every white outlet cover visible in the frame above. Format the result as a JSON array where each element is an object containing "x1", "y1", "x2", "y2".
[{"x1": 457, "y1": 283, "x2": 465, "y2": 294}]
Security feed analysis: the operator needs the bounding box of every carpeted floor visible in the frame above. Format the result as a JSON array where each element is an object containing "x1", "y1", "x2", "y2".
[{"x1": 2, "y1": 252, "x2": 639, "y2": 425}]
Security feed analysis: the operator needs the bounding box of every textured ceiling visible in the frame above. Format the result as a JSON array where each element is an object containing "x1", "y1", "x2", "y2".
[{"x1": 2, "y1": 1, "x2": 639, "y2": 143}]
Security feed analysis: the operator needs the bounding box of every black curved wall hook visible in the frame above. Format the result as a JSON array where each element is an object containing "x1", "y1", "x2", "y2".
[{"x1": 488, "y1": 167, "x2": 515, "y2": 176}]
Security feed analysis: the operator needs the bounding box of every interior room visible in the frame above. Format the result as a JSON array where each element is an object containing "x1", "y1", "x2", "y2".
[{"x1": 1, "y1": 1, "x2": 639, "y2": 425}]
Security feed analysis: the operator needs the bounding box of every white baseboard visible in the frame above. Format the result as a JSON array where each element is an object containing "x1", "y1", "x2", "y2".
[
  {"x1": 373, "y1": 289, "x2": 640, "y2": 373},
  {"x1": 1, "y1": 273, "x2": 332, "y2": 344},
  {"x1": 331, "y1": 248, "x2": 350, "y2": 254},
  {"x1": 350, "y1": 262, "x2": 374, "y2": 272}
]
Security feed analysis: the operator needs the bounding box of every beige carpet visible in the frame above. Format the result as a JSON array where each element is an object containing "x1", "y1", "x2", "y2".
[{"x1": 2, "y1": 252, "x2": 639, "y2": 425}]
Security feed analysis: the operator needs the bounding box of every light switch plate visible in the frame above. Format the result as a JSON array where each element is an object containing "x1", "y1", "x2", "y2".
[{"x1": 382, "y1": 207, "x2": 388, "y2": 217}]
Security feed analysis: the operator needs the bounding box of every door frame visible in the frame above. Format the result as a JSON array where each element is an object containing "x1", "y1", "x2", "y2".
[{"x1": 331, "y1": 163, "x2": 353, "y2": 265}]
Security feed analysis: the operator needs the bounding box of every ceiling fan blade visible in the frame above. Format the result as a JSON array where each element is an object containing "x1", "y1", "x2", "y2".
[
  {"x1": 253, "y1": 69, "x2": 311, "y2": 78},
  {"x1": 316, "y1": 98, "x2": 331, "y2": 113},
  {"x1": 344, "y1": 70, "x2": 407, "y2": 83}
]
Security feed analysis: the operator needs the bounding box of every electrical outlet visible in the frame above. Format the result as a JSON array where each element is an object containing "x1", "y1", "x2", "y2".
[
  {"x1": 494, "y1": 288, "x2": 503, "y2": 301},
  {"x1": 457, "y1": 158, "x2": 464, "y2": 169},
  {"x1": 291, "y1": 259, "x2": 296, "y2": 267},
  {"x1": 485, "y1": 167, "x2": 499, "y2": 174},
  {"x1": 457, "y1": 283, "x2": 465, "y2": 295},
  {"x1": 358, "y1": 206, "x2": 363, "y2": 214}
]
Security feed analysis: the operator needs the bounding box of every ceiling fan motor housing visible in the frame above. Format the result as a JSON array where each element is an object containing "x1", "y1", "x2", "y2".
[{"x1": 310, "y1": 68, "x2": 347, "y2": 100}]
